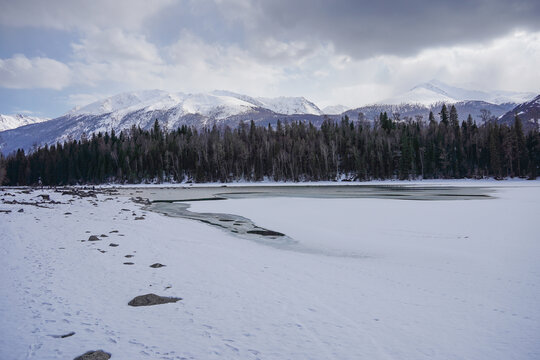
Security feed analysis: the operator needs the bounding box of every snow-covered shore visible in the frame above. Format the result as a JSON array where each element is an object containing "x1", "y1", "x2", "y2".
[{"x1": 0, "y1": 183, "x2": 539, "y2": 359}]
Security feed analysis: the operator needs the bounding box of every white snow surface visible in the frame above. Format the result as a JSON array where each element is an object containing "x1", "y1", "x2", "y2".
[
  {"x1": 1, "y1": 182, "x2": 539, "y2": 359},
  {"x1": 0, "y1": 114, "x2": 49, "y2": 131}
]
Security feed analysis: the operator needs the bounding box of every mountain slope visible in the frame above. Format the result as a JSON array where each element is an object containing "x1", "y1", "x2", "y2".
[
  {"x1": 0, "y1": 114, "x2": 49, "y2": 131},
  {"x1": 342, "y1": 101, "x2": 515, "y2": 124},
  {"x1": 498, "y1": 95, "x2": 540, "y2": 129}
]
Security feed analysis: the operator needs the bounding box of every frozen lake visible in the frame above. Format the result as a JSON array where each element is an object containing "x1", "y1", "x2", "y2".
[{"x1": 1, "y1": 182, "x2": 539, "y2": 359}]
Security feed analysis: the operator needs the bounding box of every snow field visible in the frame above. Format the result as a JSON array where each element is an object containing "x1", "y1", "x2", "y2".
[{"x1": 0, "y1": 184, "x2": 539, "y2": 359}]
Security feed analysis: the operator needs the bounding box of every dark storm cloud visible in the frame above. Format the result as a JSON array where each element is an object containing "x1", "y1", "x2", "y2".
[{"x1": 238, "y1": 0, "x2": 540, "y2": 58}]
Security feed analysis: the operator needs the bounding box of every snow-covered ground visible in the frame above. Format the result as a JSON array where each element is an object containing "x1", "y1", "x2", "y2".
[{"x1": 0, "y1": 182, "x2": 539, "y2": 359}]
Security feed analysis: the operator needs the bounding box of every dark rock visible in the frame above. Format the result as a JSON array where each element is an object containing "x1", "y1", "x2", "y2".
[
  {"x1": 0, "y1": 209, "x2": 12, "y2": 214},
  {"x1": 98, "y1": 249, "x2": 106, "y2": 253},
  {"x1": 123, "y1": 262, "x2": 134, "y2": 265},
  {"x1": 88, "y1": 235, "x2": 100, "y2": 241},
  {"x1": 247, "y1": 229, "x2": 285, "y2": 237},
  {"x1": 18, "y1": 208, "x2": 24, "y2": 213},
  {"x1": 64, "y1": 212, "x2": 72, "y2": 215},
  {"x1": 73, "y1": 350, "x2": 111, "y2": 360},
  {"x1": 109, "y1": 243, "x2": 119, "y2": 247},
  {"x1": 134, "y1": 217, "x2": 145, "y2": 220},
  {"x1": 150, "y1": 263, "x2": 166, "y2": 268},
  {"x1": 50, "y1": 331, "x2": 75, "y2": 338},
  {"x1": 38, "y1": 194, "x2": 50, "y2": 201},
  {"x1": 100, "y1": 234, "x2": 108, "y2": 237},
  {"x1": 128, "y1": 293, "x2": 182, "y2": 307},
  {"x1": 124, "y1": 254, "x2": 134, "y2": 258},
  {"x1": 109, "y1": 230, "x2": 119, "y2": 233}
]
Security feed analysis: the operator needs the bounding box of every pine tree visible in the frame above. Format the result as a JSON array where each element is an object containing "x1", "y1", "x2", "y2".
[{"x1": 439, "y1": 104, "x2": 449, "y2": 126}]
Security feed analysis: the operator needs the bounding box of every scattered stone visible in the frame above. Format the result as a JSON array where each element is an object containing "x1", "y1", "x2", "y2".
[
  {"x1": 50, "y1": 331, "x2": 75, "y2": 338},
  {"x1": 64, "y1": 212, "x2": 72, "y2": 215},
  {"x1": 150, "y1": 263, "x2": 166, "y2": 268},
  {"x1": 0, "y1": 209, "x2": 12, "y2": 214},
  {"x1": 38, "y1": 194, "x2": 50, "y2": 201},
  {"x1": 123, "y1": 262, "x2": 134, "y2": 265},
  {"x1": 118, "y1": 234, "x2": 125, "y2": 237},
  {"x1": 128, "y1": 293, "x2": 182, "y2": 307},
  {"x1": 109, "y1": 230, "x2": 119, "y2": 233},
  {"x1": 247, "y1": 229, "x2": 285, "y2": 237},
  {"x1": 124, "y1": 255, "x2": 134, "y2": 258},
  {"x1": 88, "y1": 235, "x2": 100, "y2": 241},
  {"x1": 73, "y1": 350, "x2": 111, "y2": 360},
  {"x1": 134, "y1": 217, "x2": 145, "y2": 220},
  {"x1": 132, "y1": 196, "x2": 151, "y2": 205},
  {"x1": 121, "y1": 209, "x2": 130, "y2": 212},
  {"x1": 97, "y1": 249, "x2": 106, "y2": 253},
  {"x1": 61, "y1": 189, "x2": 97, "y2": 198},
  {"x1": 18, "y1": 208, "x2": 24, "y2": 213},
  {"x1": 85, "y1": 231, "x2": 91, "y2": 233},
  {"x1": 109, "y1": 243, "x2": 119, "y2": 247},
  {"x1": 100, "y1": 234, "x2": 108, "y2": 238},
  {"x1": 3, "y1": 199, "x2": 54, "y2": 208}
]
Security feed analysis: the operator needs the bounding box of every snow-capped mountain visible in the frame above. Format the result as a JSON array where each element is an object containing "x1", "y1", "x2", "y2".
[
  {"x1": 70, "y1": 90, "x2": 322, "y2": 118},
  {"x1": 0, "y1": 114, "x2": 49, "y2": 131},
  {"x1": 499, "y1": 94, "x2": 540, "y2": 129},
  {"x1": 322, "y1": 105, "x2": 350, "y2": 115},
  {"x1": 382, "y1": 79, "x2": 535, "y2": 105},
  {"x1": 0, "y1": 90, "x2": 324, "y2": 155}
]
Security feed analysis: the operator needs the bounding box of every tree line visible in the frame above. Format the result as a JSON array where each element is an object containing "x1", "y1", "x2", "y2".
[{"x1": 1, "y1": 104, "x2": 539, "y2": 186}]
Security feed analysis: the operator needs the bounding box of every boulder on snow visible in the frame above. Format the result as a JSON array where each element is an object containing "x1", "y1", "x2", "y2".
[
  {"x1": 150, "y1": 263, "x2": 166, "y2": 268},
  {"x1": 88, "y1": 235, "x2": 100, "y2": 241},
  {"x1": 128, "y1": 293, "x2": 182, "y2": 307},
  {"x1": 73, "y1": 350, "x2": 111, "y2": 360}
]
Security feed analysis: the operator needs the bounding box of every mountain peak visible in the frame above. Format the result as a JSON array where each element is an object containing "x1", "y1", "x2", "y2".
[
  {"x1": 382, "y1": 80, "x2": 535, "y2": 106},
  {"x1": 0, "y1": 113, "x2": 49, "y2": 132}
]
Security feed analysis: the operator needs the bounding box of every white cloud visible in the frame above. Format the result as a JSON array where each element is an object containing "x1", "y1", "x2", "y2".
[
  {"x1": 72, "y1": 29, "x2": 162, "y2": 64},
  {"x1": 163, "y1": 33, "x2": 286, "y2": 94},
  {"x1": 0, "y1": 54, "x2": 72, "y2": 90},
  {"x1": 308, "y1": 31, "x2": 540, "y2": 107}
]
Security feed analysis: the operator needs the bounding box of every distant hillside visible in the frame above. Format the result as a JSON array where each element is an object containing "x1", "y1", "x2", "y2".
[{"x1": 499, "y1": 95, "x2": 540, "y2": 130}]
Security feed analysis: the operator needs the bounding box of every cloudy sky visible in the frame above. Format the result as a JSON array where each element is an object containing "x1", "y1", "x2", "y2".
[{"x1": 0, "y1": 0, "x2": 539, "y2": 117}]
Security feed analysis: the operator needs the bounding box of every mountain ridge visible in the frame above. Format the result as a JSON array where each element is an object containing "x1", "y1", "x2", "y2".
[{"x1": 1, "y1": 84, "x2": 538, "y2": 155}]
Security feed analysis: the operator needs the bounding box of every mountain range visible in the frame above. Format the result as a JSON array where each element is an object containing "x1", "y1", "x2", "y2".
[{"x1": 0, "y1": 81, "x2": 538, "y2": 155}]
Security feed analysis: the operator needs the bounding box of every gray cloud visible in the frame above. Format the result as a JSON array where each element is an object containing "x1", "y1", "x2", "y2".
[{"x1": 230, "y1": 0, "x2": 540, "y2": 59}]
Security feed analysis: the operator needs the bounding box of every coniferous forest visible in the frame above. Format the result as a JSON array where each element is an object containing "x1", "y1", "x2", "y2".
[{"x1": 1, "y1": 104, "x2": 539, "y2": 186}]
